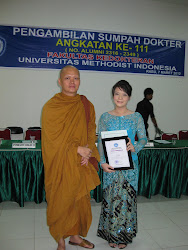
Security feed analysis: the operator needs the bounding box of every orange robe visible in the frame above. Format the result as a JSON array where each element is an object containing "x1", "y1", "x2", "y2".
[{"x1": 41, "y1": 93, "x2": 100, "y2": 242}]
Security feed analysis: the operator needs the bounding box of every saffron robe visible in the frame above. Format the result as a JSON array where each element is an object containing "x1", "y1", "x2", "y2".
[{"x1": 41, "y1": 93, "x2": 100, "y2": 242}]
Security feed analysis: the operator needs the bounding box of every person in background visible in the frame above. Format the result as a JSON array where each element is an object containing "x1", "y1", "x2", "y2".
[
  {"x1": 97, "y1": 80, "x2": 147, "y2": 249},
  {"x1": 136, "y1": 88, "x2": 160, "y2": 139},
  {"x1": 42, "y1": 65, "x2": 100, "y2": 250}
]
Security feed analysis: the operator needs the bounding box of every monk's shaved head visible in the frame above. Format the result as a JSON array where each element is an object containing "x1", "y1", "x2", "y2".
[
  {"x1": 58, "y1": 65, "x2": 80, "y2": 96},
  {"x1": 59, "y1": 65, "x2": 80, "y2": 79}
]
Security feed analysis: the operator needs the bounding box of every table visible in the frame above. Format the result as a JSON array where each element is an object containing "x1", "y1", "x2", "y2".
[
  {"x1": 0, "y1": 140, "x2": 188, "y2": 206},
  {"x1": 0, "y1": 140, "x2": 45, "y2": 207},
  {"x1": 138, "y1": 140, "x2": 188, "y2": 199}
]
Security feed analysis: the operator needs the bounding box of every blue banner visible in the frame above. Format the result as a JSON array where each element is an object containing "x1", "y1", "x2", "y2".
[{"x1": 0, "y1": 25, "x2": 186, "y2": 76}]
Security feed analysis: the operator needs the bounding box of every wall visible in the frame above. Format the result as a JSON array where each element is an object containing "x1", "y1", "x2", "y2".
[{"x1": 0, "y1": 0, "x2": 188, "y2": 139}]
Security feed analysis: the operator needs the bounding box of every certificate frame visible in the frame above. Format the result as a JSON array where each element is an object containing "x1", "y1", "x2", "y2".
[{"x1": 102, "y1": 136, "x2": 134, "y2": 170}]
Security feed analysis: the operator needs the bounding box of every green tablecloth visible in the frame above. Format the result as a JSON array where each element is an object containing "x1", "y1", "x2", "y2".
[
  {"x1": 138, "y1": 140, "x2": 188, "y2": 198},
  {"x1": 0, "y1": 140, "x2": 45, "y2": 206},
  {"x1": 138, "y1": 146, "x2": 188, "y2": 198},
  {"x1": 0, "y1": 140, "x2": 188, "y2": 206}
]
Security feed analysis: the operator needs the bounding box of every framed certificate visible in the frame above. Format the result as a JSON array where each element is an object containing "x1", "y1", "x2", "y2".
[{"x1": 102, "y1": 136, "x2": 134, "y2": 170}]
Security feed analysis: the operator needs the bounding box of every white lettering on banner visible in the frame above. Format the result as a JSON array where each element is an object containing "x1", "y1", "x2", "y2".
[
  {"x1": 0, "y1": 25, "x2": 182, "y2": 76},
  {"x1": 134, "y1": 63, "x2": 177, "y2": 71},
  {"x1": 13, "y1": 27, "x2": 95, "y2": 40},
  {"x1": 143, "y1": 38, "x2": 182, "y2": 48},
  {"x1": 12, "y1": 27, "x2": 182, "y2": 48},
  {"x1": 82, "y1": 60, "x2": 132, "y2": 68},
  {"x1": 98, "y1": 33, "x2": 141, "y2": 44},
  {"x1": 18, "y1": 57, "x2": 79, "y2": 65}
]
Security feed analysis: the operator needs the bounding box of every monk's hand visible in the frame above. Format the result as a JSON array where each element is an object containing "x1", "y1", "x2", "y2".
[
  {"x1": 101, "y1": 163, "x2": 115, "y2": 173},
  {"x1": 81, "y1": 157, "x2": 89, "y2": 166},
  {"x1": 126, "y1": 137, "x2": 135, "y2": 152},
  {"x1": 77, "y1": 146, "x2": 92, "y2": 159}
]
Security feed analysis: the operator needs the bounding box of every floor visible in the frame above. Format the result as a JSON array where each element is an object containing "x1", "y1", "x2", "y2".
[{"x1": 0, "y1": 195, "x2": 188, "y2": 250}]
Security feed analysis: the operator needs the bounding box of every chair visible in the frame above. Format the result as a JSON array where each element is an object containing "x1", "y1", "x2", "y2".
[
  {"x1": 25, "y1": 129, "x2": 41, "y2": 140},
  {"x1": 161, "y1": 133, "x2": 178, "y2": 140},
  {"x1": 28, "y1": 127, "x2": 41, "y2": 130},
  {"x1": 0, "y1": 128, "x2": 11, "y2": 140},
  {"x1": 179, "y1": 130, "x2": 188, "y2": 140},
  {"x1": 7, "y1": 126, "x2": 23, "y2": 140}
]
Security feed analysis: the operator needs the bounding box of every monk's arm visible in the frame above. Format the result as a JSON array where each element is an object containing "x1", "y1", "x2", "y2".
[{"x1": 87, "y1": 102, "x2": 97, "y2": 150}]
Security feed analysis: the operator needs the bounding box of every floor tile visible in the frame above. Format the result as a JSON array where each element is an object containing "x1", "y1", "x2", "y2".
[
  {"x1": 35, "y1": 237, "x2": 58, "y2": 250},
  {"x1": 0, "y1": 211, "x2": 34, "y2": 240},
  {"x1": 179, "y1": 225, "x2": 188, "y2": 233},
  {"x1": 127, "y1": 230, "x2": 161, "y2": 249},
  {"x1": 165, "y1": 247, "x2": 188, "y2": 250},
  {"x1": 0, "y1": 207, "x2": 34, "y2": 218},
  {"x1": 154, "y1": 200, "x2": 187, "y2": 215},
  {"x1": 138, "y1": 211, "x2": 175, "y2": 230},
  {"x1": 34, "y1": 208, "x2": 51, "y2": 238},
  {"x1": 0, "y1": 238, "x2": 34, "y2": 250},
  {"x1": 147, "y1": 224, "x2": 188, "y2": 248},
  {"x1": 179, "y1": 200, "x2": 188, "y2": 209},
  {"x1": 0, "y1": 204, "x2": 2, "y2": 216},
  {"x1": 137, "y1": 202, "x2": 161, "y2": 216},
  {"x1": 94, "y1": 242, "x2": 117, "y2": 249},
  {"x1": 166, "y1": 211, "x2": 188, "y2": 226},
  {"x1": 137, "y1": 221, "x2": 144, "y2": 231},
  {"x1": 0, "y1": 195, "x2": 188, "y2": 250}
]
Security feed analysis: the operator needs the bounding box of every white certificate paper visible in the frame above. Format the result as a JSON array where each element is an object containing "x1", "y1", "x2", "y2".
[
  {"x1": 105, "y1": 139, "x2": 130, "y2": 168},
  {"x1": 101, "y1": 130, "x2": 127, "y2": 139}
]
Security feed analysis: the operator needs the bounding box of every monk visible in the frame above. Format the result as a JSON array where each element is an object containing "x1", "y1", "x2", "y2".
[{"x1": 41, "y1": 65, "x2": 100, "y2": 250}]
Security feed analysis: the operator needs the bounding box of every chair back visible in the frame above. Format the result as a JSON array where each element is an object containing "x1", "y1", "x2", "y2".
[
  {"x1": 179, "y1": 130, "x2": 188, "y2": 140},
  {"x1": 161, "y1": 133, "x2": 178, "y2": 140},
  {"x1": 7, "y1": 126, "x2": 24, "y2": 140},
  {"x1": 7, "y1": 126, "x2": 23, "y2": 134},
  {"x1": 0, "y1": 128, "x2": 11, "y2": 140},
  {"x1": 28, "y1": 127, "x2": 41, "y2": 130},
  {"x1": 25, "y1": 129, "x2": 41, "y2": 140}
]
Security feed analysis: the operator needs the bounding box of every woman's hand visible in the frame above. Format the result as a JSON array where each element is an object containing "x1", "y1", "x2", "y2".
[
  {"x1": 81, "y1": 157, "x2": 89, "y2": 166},
  {"x1": 101, "y1": 163, "x2": 115, "y2": 173},
  {"x1": 77, "y1": 146, "x2": 92, "y2": 159},
  {"x1": 126, "y1": 137, "x2": 135, "y2": 152}
]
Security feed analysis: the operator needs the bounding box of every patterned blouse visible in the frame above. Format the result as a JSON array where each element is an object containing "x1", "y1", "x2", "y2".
[{"x1": 98, "y1": 112, "x2": 147, "y2": 192}]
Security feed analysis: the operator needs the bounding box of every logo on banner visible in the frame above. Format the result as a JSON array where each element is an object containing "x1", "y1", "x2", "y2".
[{"x1": 0, "y1": 37, "x2": 6, "y2": 56}]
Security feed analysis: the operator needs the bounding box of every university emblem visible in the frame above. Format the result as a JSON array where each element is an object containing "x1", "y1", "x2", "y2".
[{"x1": 0, "y1": 36, "x2": 6, "y2": 56}]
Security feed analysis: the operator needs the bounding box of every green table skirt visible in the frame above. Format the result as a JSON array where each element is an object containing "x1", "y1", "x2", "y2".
[
  {"x1": 0, "y1": 143, "x2": 188, "y2": 206},
  {"x1": 0, "y1": 150, "x2": 45, "y2": 207},
  {"x1": 138, "y1": 148, "x2": 188, "y2": 198}
]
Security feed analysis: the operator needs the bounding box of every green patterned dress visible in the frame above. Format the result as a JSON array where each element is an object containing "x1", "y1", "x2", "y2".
[{"x1": 97, "y1": 112, "x2": 147, "y2": 245}]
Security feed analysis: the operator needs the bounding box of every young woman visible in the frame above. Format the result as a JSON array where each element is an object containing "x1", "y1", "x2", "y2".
[{"x1": 97, "y1": 80, "x2": 147, "y2": 249}]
